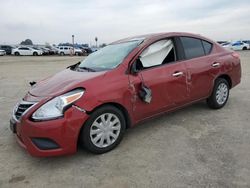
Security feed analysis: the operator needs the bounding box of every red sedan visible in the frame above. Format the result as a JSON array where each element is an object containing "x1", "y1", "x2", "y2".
[{"x1": 10, "y1": 32, "x2": 241, "y2": 157}]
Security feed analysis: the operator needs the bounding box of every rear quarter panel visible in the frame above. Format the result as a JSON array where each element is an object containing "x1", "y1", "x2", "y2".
[{"x1": 210, "y1": 51, "x2": 241, "y2": 93}]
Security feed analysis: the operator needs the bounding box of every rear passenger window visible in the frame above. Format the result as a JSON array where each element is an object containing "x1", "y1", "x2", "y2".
[
  {"x1": 202, "y1": 40, "x2": 212, "y2": 55},
  {"x1": 180, "y1": 37, "x2": 205, "y2": 59}
]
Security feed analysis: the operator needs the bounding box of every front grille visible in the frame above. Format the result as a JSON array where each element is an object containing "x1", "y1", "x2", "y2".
[{"x1": 14, "y1": 101, "x2": 35, "y2": 120}]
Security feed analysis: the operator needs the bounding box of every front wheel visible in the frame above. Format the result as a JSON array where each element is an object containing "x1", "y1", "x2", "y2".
[
  {"x1": 207, "y1": 78, "x2": 229, "y2": 109},
  {"x1": 80, "y1": 105, "x2": 126, "y2": 154}
]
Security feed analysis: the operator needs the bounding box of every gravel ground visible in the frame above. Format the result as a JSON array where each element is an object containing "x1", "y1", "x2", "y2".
[{"x1": 0, "y1": 53, "x2": 249, "y2": 188}]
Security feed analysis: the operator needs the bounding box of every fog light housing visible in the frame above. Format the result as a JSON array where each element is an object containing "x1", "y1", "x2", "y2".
[{"x1": 31, "y1": 138, "x2": 60, "y2": 150}]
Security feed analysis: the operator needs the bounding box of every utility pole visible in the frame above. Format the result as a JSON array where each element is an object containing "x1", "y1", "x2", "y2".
[
  {"x1": 72, "y1": 35, "x2": 75, "y2": 55},
  {"x1": 95, "y1": 37, "x2": 98, "y2": 48}
]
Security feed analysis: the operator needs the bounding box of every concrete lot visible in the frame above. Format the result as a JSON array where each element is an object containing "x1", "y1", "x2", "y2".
[{"x1": 0, "y1": 53, "x2": 249, "y2": 188}]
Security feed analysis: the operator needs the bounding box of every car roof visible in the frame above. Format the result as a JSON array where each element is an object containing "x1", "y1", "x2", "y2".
[{"x1": 111, "y1": 32, "x2": 214, "y2": 44}]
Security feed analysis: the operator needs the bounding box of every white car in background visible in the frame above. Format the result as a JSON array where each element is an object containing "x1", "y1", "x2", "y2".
[
  {"x1": 0, "y1": 49, "x2": 6, "y2": 56},
  {"x1": 58, "y1": 46, "x2": 83, "y2": 56},
  {"x1": 12, "y1": 47, "x2": 43, "y2": 56},
  {"x1": 222, "y1": 41, "x2": 250, "y2": 51}
]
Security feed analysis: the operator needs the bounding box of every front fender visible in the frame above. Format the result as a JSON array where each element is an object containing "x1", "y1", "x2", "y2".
[{"x1": 74, "y1": 87, "x2": 136, "y2": 126}]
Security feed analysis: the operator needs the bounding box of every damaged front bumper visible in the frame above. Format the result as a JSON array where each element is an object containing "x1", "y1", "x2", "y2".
[{"x1": 10, "y1": 100, "x2": 89, "y2": 157}]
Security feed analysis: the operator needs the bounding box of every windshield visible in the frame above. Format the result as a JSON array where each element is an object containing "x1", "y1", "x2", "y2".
[{"x1": 78, "y1": 40, "x2": 142, "y2": 71}]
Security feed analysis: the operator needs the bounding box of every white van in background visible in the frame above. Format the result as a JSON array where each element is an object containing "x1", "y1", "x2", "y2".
[{"x1": 57, "y1": 46, "x2": 83, "y2": 56}]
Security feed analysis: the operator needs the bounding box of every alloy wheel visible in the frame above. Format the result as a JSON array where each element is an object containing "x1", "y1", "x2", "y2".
[{"x1": 215, "y1": 82, "x2": 228, "y2": 105}]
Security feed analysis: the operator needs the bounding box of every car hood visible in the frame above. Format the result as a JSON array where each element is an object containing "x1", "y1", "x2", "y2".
[{"x1": 29, "y1": 69, "x2": 106, "y2": 97}]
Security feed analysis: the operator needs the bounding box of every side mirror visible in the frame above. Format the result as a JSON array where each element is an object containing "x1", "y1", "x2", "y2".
[
  {"x1": 131, "y1": 59, "x2": 140, "y2": 75},
  {"x1": 67, "y1": 62, "x2": 80, "y2": 69}
]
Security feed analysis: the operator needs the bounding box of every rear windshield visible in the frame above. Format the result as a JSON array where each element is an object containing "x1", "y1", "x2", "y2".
[{"x1": 79, "y1": 40, "x2": 141, "y2": 71}]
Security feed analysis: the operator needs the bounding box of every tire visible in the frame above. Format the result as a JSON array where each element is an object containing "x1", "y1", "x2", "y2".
[
  {"x1": 207, "y1": 78, "x2": 229, "y2": 109},
  {"x1": 60, "y1": 52, "x2": 64, "y2": 56},
  {"x1": 80, "y1": 105, "x2": 126, "y2": 154},
  {"x1": 33, "y1": 52, "x2": 38, "y2": 56},
  {"x1": 14, "y1": 52, "x2": 20, "y2": 56},
  {"x1": 75, "y1": 52, "x2": 79, "y2": 56},
  {"x1": 243, "y1": 47, "x2": 247, "y2": 50}
]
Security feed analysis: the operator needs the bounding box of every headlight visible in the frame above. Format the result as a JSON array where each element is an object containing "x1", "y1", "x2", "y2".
[{"x1": 32, "y1": 89, "x2": 84, "y2": 121}]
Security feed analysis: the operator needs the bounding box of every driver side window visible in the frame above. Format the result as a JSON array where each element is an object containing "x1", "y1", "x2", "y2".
[{"x1": 138, "y1": 39, "x2": 176, "y2": 70}]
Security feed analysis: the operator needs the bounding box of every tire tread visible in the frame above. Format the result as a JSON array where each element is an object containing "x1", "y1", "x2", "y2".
[{"x1": 207, "y1": 78, "x2": 229, "y2": 109}]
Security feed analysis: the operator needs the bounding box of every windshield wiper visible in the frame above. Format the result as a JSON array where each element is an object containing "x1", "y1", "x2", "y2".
[{"x1": 77, "y1": 66, "x2": 96, "y2": 72}]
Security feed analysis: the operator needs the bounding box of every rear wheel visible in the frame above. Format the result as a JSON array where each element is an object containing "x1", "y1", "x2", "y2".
[
  {"x1": 14, "y1": 52, "x2": 20, "y2": 56},
  {"x1": 60, "y1": 52, "x2": 64, "y2": 56},
  {"x1": 33, "y1": 52, "x2": 38, "y2": 56},
  {"x1": 243, "y1": 47, "x2": 247, "y2": 50},
  {"x1": 80, "y1": 105, "x2": 126, "y2": 154},
  {"x1": 207, "y1": 78, "x2": 229, "y2": 109}
]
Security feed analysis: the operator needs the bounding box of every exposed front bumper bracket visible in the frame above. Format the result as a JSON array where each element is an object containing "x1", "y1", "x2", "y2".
[{"x1": 72, "y1": 105, "x2": 86, "y2": 113}]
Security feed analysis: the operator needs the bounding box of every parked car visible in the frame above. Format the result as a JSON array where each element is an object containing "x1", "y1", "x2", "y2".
[
  {"x1": 12, "y1": 46, "x2": 43, "y2": 56},
  {"x1": 217, "y1": 41, "x2": 228, "y2": 45},
  {"x1": 45, "y1": 47, "x2": 57, "y2": 55},
  {"x1": 43, "y1": 46, "x2": 58, "y2": 55},
  {"x1": 0, "y1": 45, "x2": 14, "y2": 55},
  {"x1": 57, "y1": 46, "x2": 71, "y2": 55},
  {"x1": 222, "y1": 41, "x2": 250, "y2": 51},
  {"x1": 79, "y1": 46, "x2": 93, "y2": 55},
  {"x1": 0, "y1": 49, "x2": 6, "y2": 56},
  {"x1": 91, "y1": 47, "x2": 99, "y2": 52},
  {"x1": 74, "y1": 48, "x2": 84, "y2": 56},
  {"x1": 41, "y1": 47, "x2": 50, "y2": 55},
  {"x1": 51, "y1": 47, "x2": 59, "y2": 55},
  {"x1": 242, "y1": 40, "x2": 250, "y2": 48},
  {"x1": 44, "y1": 47, "x2": 52, "y2": 55},
  {"x1": 58, "y1": 46, "x2": 83, "y2": 56},
  {"x1": 32, "y1": 47, "x2": 49, "y2": 55},
  {"x1": 10, "y1": 32, "x2": 241, "y2": 157},
  {"x1": 232, "y1": 41, "x2": 249, "y2": 50},
  {"x1": 221, "y1": 42, "x2": 231, "y2": 48}
]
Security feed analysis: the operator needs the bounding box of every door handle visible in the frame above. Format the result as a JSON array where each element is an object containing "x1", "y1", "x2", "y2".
[
  {"x1": 212, "y1": 62, "x2": 220, "y2": 67},
  {"x1": 172, "y1": 71, "x2": 183, "y2": 77}
]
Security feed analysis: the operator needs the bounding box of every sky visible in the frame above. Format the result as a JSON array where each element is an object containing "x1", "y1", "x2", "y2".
[{"x1": 0, "y1": 0, "x2": 250, "y2": 45}]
